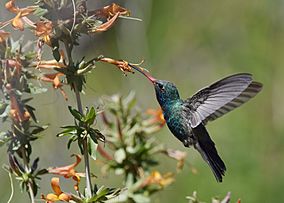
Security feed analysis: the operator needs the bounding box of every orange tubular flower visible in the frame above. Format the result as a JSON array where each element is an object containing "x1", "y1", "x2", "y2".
[
  {"x1": 40, "y1": 72, "x2": 68, "y2": 100},
  {"x1": 5, "y1": 0, "x2": 36, "y2": 30},
  {"x1": 164, "y1": 149, "x2": 187, "y2": 171},
  {"x1": 35, "y1": 49, "x2": 66, "y2": 69},
  {"x1": 98, "y1": 57, "x2": 134, "y2": 74},
  {"x1": 48, "y1": 155, "x2": 85, "y2": 191},
  {"x1": 146, "y1": 108, "x2": 166, "y2": 126},
  {"x1": 91, "y1": 3, "x2": 130, "y2": 33},
  {"x1": 0, "y1": 30, "x2": 10, "y2": 43},
  {"x1": 34, "y1": 21, "x2": 53, "y2": 46},
  {"x1": 41, "y1": 177, "x2": 71, "y2": 203},
  {"x1": 94, "y1": 12, "x2": 120, "y2": 32},
  {"x1": 40, "y1": 72, "x2": 64, "y2": 89},
  {"x1": 35, "y1": 60, "x2": 66, "y2": 69},
  {"x1": 6, "y1": 84, "x2": 30, "y2": 123},
  {"x1": 95, "y1": 3, "x2": 130, "y2": 19},
  {"x1": 141, "y1": 171, "x2": 174, "y2": 188}
]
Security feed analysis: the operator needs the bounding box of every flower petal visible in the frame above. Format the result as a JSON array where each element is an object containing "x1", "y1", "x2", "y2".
[
  {"x1": 146, "y1": 108, "x2": 166, "y2": 126},
  {"x1": 48, "y1": 155, "x2": 81, "y2": 178},
  {"x1": 45, "y1": 193, "x2": 59, "y2": 201},
  {"x1": 0, "y1": 30, "x2": 10, "y2": 43},
  {"x1": 12, "y1": 11, "x2": 24, "y2": 30},
  {"x1": 51, "y1": 177, "x2": 62, "y2": 196},
  {"x1": 93, "y1": 12, "x2": 119, "y2": 32},
  {"x1": 5, "y1": 0, "x2": 18, "y2": 13},
  {"x1": 95, "y1": 3, "x2": 130, "y2": 19},
  {"x1": 98, "y1": 57, "x2": 134, "y2": 74},
  {"x1": 58, "y1": 193, "x2": 71, "y2": 202},
  {"x1": 35, "y1": 21, "x2": 53, "y2": 45}
]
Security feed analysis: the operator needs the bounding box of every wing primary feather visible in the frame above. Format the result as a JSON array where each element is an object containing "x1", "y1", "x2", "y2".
[
  {"x1": 192, "y1": 124, "x2": 226, "y2": 182},
  {"x1": 184, "y1": 74, "x2": 262, "y2": 127}
]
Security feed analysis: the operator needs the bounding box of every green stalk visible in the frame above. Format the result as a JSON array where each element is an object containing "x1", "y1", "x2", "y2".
[
  {"x1": 74, "y1": 85, "x2": 93, "y2": 197},
  {"x1": 20, "y1": 147, "x2": 35, "y2": 203},
  {"x1": 63, "y1": 32, "x2": 93, "y2": 198}
]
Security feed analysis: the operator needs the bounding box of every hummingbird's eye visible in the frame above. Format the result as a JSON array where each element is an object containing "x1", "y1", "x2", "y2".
[{"x1": 158, "y1": 83, "x2": 165, "y2": 91}]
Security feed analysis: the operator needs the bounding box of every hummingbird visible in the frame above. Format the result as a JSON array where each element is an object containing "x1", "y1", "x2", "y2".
[{"x1": 129, "y1": 64, "x2": 263, "y2": 182}]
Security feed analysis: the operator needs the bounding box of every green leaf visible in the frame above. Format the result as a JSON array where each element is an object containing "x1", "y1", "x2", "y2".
[
  {"x1": 0, "y1": 132, "x2": 10, "y2": 147},
  {"x1": 25, "y1": 105, "x2": 38, "y2": 122},
  {"x1": 68, "y1": 106, "x2": 83, "y2": 121},
  {"x1": 0, "y1": 101, "x2": 8, "y2": 115},
  {"x1": 25, "y1": 142, "x2": 32, "y2": 158},
  {"x1": 114, "y1": 149, "x2": 126, "y2": 164},
  {"x1": 78, "y1": 138, "x2": 84, "y2": 154},
  {"x1": 85, "y1": 107, "x2": 96, "y2": 125},
  {"x1": 31, "y1": 125, "x2": 48, "y2": 135},
  {"x1": 89, "y1": 131, "x2": 97, "y2": 144},
  {"x1": 61, "y1": 125, "x2": 77, "y2": 129},
  {"x1": 88, "y1": 137, "x2": 98, "y2": 160},
  {"x1": 33, "y1": 7, "x2": 48, "y2": 17},
  {"x1": 90, "y1": 129, "x2": 105, "y2": 143},
  {"x1": 124, "y1": 91, "x2": 136, "y2": 114},
  {"x1": 31, "y1": 157, "x2": 39, "y2": 173},
  {"x1": 35, "y1": 169, "x2": 48, "y2": 176},
  {"x1": 57, "y1": 126, "x2": 77, "y2": 137},
  {"x1": 27, "y1": 83, "x2": 48, "y2": 94},
  {"x1": 67, "y1": 135, "x2": 77, "y2": 149},
  {"x1": 52, "y1": 48, "x2": 60, "y2": 62},
  {"x1": 0, "y1": 103, "x2": 10, "y2": 120},
  {"x1": 131, "y1": 194, "x2": 150, "y2": 203},
  {"x1": 22, "y1": 98, "x2": 33, "y2": 104},
  {"x1": 88, "y1": 186, "x2": 109, "y2": 202},
  {"x1": 105, "y1": 188, "x2": 122, "y2": 199}
]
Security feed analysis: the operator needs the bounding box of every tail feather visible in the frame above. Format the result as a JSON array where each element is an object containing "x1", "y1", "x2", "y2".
[{"x1": 192, "y1": 124, "x2": 226, "y2": 182}]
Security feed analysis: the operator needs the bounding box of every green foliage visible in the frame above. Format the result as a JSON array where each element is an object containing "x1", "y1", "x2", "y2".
[
  {"x1": 99, "y1": 93, "x2": 184, "y2": 202},
  {"x1": 0, "y1": 27, "x2": 49, "y2": 201},
  {"x1": 5, "y1": 154, "x2": 47, "y2": 196},
  {"x1": 57, "y1": 106, "x2": 104, "y2": 160},
  {"x1": 86, "y1": 186, "x2": 122, "y2": 203},
  {"x1": 68, "y1": 185, "x2": 122, "y2": 203},
  {"x1": 0, "y1": 38, "x2": 47, "y2": 156},
  {"x1": 186, "y1": 191, "x2": 239, "y2": 203}
]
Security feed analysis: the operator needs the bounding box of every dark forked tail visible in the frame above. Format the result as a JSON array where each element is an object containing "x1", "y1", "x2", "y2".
[{"x1": 192, "y1": 124, "x2": 226, "y2": 182}]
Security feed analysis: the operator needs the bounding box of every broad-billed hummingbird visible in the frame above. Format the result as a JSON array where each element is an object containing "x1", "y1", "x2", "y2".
[{"x1": 129, "y1": 64, "x2": 263, "y2": 182}]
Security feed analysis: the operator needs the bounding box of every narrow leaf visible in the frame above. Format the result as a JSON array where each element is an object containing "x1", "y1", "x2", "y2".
[
  {"x1": 88, "y1": 137, "x2": 98, "y2": 160},
  {"x1": 85, "y1": 106, "x2": 96, "y2": 125},
  {"x1": 68, "y1": 106, "x2": 83, "y2": 121}
]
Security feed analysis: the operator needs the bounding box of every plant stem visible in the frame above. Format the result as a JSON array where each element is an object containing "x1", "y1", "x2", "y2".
[
  {"x1": 20, "y1": 147, "x2": 35, "y2": 203},
  {"x1": 63, "y1": 34, "x2": 93, "y2": 197},
  {"x1": 28, "y1": 182, "x2": 35, "y2": 203},
  {"x1": 74, "y1": 85, "x2": 93, "y2": 197}
]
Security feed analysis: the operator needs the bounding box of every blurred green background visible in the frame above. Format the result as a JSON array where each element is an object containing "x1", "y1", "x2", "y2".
[{"x1": 1, "y1": 0, "x2": 284, "y2": 202}]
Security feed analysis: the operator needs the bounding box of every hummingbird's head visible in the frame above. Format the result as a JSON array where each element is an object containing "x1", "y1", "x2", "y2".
[
  {"x1": 153, "y1": 80, "x2": 180, "y2": 106},
  {"x1": 129, "y1": 64, "x2": 180, "y2": 105}
]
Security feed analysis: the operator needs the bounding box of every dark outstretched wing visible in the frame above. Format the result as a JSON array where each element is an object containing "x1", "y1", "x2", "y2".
[{"x1": 184, "y1": 73, "x2": 263, "y2": 128}]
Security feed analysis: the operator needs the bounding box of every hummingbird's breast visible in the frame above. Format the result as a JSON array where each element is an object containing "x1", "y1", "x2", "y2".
[{"x1": 162, "y1": 101, "x2": 192, "y2": 144}]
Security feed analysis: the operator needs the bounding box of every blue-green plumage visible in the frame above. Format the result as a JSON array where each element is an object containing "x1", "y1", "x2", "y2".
[
  {"x1": 153, "y1": 80, "x2": 192, "y2": 145},
  {"x1": 129, "y1": 64, "x2": 263, "y2": 182}
]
